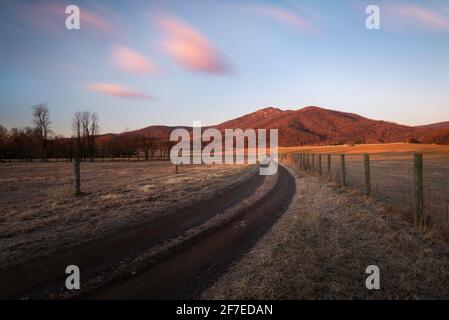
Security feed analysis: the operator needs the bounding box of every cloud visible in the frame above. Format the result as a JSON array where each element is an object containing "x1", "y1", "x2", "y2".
[
  {"x1": 10, "y1": 1, "x2": 114, "y2": 34},
  {"x1": 111, "y1": 45, "x2": 158, "y2": 74},
  {"x1": 253, "y1": 5, "x2": 317, "y2": 33},
  {"x1": 156, "y1": 14, "x2": 231, "y2": 74},
  {"x1": 77, "y1": 6, "x2": 115, "y2": 32},
  {"x1": 386, "y1": 3, "x2": 449, "y2": 32},
  {"x1": 87, "y1": 83, "x2": 152, "y2": 99}
]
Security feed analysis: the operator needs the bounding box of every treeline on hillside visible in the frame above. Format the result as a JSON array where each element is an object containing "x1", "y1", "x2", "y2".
[{"x1": 0, "y1": 104, "x2": 174, "y2": 162}]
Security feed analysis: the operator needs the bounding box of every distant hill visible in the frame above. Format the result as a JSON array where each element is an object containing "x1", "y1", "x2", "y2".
[
  {"x1": 416, "y1": 121, "x2": 449, "y2": 130},
  {"x1": 99, "y1": 106, "x2": 449, "y2": 146},
  {"x1": 216, "y1": 106, "x2": 422, "y2": 146}
]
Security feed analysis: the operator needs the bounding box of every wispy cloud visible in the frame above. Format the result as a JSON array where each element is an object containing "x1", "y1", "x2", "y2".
[
  {"x1": 386, "y1": 2, "x2": 449, "y2": 32},
  {"x1": 111, "y1": 45, "x2": 158, "y2": 75},
  {"x1": 77, "y1": 6, "x2": 115, "y2": 33},
  {"x1": 87, "y1": 83, "x2": 152, "y2": 99},
  {"x1": 155, "y1": 14, "x2": 231, "y2": 75},
  {"x1": 253, "y1": 5, "x2": 317, "y2": 33},
  {"x1": 10, "y1": 1, "x2": 115, "y2": 34}
]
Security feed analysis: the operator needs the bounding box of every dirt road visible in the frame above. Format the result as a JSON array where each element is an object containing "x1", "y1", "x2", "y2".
[
  {"x1": 91, "y1": 166, "x2": 295, "y2": 299},
  {"x1": 0, "y1": 165, "x2": 295, "y2": 299}
]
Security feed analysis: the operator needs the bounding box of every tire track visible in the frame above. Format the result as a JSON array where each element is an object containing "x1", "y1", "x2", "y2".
[
  {"x1": 0, "y1": 168, "x2": 265, "y2": 299},
  {"x1": 91, "y1": 165, "x2": 295, "y2": 299}
]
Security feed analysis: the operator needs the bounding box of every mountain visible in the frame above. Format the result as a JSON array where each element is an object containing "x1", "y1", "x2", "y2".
[
  {"x1": 131, "y1": 125, "x2": 192, "y2": 139},
  {"x1": 216, "y1": 106, "x2": 424, "y2": 146},
  {"x1": 101, "y1": 106, "x2": 449, "y2": 146},
  {"x1": 416, "y1": 121, "x2": 449, "y2": 130},
  {"x1": 216, "y1": 107, "x2": 284, "y2": 129}
]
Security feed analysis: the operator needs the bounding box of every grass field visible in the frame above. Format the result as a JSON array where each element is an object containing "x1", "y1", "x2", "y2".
[
  {"x1": 0, "y1": 161, "x2": 254, "y2": 269},
  {"x1": 203, "y1": 168, "x2": 449, "y2": 299},
  {"x1": 282, "y1": 144, "x2": 449, "y2": 239},
  {"x1": 200, "y1": 144, "x2": 449, "y2": 299},
  {"x1": 279, "y1": 142, "x2": 449, "y2": 156}
]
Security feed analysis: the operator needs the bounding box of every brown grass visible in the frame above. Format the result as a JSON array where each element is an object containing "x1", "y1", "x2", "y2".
[
  {"x1": 0, "y1": 161, "x2": 255, "y2": 269},
  {"x1": 202, "y1": 166, "x2": 449, "y2": 299},
  {"x1": 280, "y1": 142, "x2": 449, "y2": 156},
  {"x1": 284, "y1": 151, "x2": 449, "y2": 239}
]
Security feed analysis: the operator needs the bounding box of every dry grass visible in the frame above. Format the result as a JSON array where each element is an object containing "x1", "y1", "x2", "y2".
[
  {"x1": 280, "y1": 142, "x2": 449, "y2": 156},
  {"x1": 286, "y1": 152, "x2": 449, "y2": 239},
  {"x1": 56, "y1": 172, "x2": 278, "y2": 299},
  {"x1": 202, "y1": 166, "x2": 449, "y2": 299},
  {"x1": 0, "y1": 161, "x2": 255, "y2": 269}
]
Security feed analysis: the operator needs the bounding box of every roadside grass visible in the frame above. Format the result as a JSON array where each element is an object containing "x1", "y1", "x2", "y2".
[
  {"x1": 0, "y1": 162, "x2": 255, "y2": 269},
  {"x1": 202, "y1": 166, "x2": 449, "y2": 299},
  {"x1": 279, "y1": 142, "x2": 449, "y2": 156}
]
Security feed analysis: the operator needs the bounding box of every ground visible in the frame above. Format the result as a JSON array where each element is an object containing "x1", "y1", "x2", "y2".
[
  {"x1": 283, "y1": 144, "x2": 449, "y2": 237},
  {"x1": 0, "y1": 161, "x2": 254, "y2": 269},
  {"x1": 280, "y1": 142, "x2": 449, "y2": 155},
  {"x1": 2, "y1": 143, "x2": 449, "y2": 299},
  {"x1": 202, "y1": 165, "x2": 449, "y2": 299}
]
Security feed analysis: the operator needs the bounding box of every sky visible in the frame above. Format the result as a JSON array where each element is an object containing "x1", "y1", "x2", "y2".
[{"x1": 1, "y1": 0, "x2": 449, "y2": 136}]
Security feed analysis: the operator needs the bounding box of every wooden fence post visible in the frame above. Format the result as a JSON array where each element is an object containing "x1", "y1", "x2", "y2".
[
  {"x1": 327, "y1": 154, "x2": 331, "y2": 176},
  {"x1": 74, "y1": 148, "x2": 81, "y2": 196},
  {"x1": 414, "y1": 153, "x2": 424, "y2": 227},
  {"x1": 340, "y1": 154, "x2": 346, "y2": 187},
  {"x1": 312, "y1": 154, "x2": 315, "y2": 172},
  {"x1": 364, "y1": 153, "x2": 371, "y2": 196},
  {"x1": 318, "y1": 154, "x2": 322, "y2": 176}
]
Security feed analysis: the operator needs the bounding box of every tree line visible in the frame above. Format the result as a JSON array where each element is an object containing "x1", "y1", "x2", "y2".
[{"x1": 0, "y1": 104, "x2": 174, "y2": 162}]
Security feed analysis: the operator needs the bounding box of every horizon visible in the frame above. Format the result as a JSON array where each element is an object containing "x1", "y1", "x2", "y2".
[
  {"x1": 111, "y1": 105, "x2": 448, "y2": 137},
  {"x1": 1, "y1": 0, "x2": 449, "y2": 136},
  {"x1": 5, "y1": 104, "x2": 446, "y2": 138}
]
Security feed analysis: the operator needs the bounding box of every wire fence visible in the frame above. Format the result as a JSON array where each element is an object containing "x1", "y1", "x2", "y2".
[{"x1": 284, "y1": 152, "x2": 449, "y2": 234}]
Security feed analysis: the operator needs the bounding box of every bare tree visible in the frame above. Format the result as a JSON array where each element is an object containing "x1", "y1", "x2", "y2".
[
  {"x1": 71, "y1": 112, "x2": 83, "y2": 195},
  {"x1": 32, "y1": 103, "x2": 51, "y2": 162},
  {"x1": 72, "y1": 112, "x2": 83, "y2": 157},
  {"x1": 81, "y1": 111, "x2": 91, "y2": 161},
  {"x1": 71, "y1": 111, "x2": 100, "y2": 162},
  {"x1": 0, "y1": 125, "x2": 7, "y2": 161},
  {"x1": 88, "y1": 112, "x2": 99, "y2": 161}
]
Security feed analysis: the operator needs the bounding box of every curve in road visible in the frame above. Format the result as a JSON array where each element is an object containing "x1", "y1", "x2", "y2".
[
  {"x1": 91, "y1": 165, "x2": 296, "y2": 299},
  {"x1": 0, "y1": 167, "x2": 265, "y2": 299}
]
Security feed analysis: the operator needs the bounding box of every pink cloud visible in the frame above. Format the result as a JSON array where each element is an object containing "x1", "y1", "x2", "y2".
[
  {"x1": 387, "y1": 3, "x2": 449, "y2": 32},
  {"x1": 156, "y1": 15, "x2": 231, "y2": 74},
  {"x1": 254, "y1": 5, "x2": 317, "y2": 33},
  {"x1": 87, "y1": 83, "x2": 152, "y2": 99},
  {"x1": 111, "y1": 45, "x2": 158, "y2": 74}
]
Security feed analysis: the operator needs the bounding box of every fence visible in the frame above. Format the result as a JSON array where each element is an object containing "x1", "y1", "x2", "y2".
[
  {"x1": 284, "y1": 152, "x2": 449, "y2": 230},
  {"x1": 0, "y1": 155, "x2": 172, "y2": 163}
]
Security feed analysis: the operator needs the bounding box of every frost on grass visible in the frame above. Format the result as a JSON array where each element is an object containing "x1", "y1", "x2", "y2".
[
  {"x1": 0, "y1": 161, "x2": 255, "y2": 268},
  {"x1": 203, "y1": 166, "x2": 449, "y2": 299},
  {"x1": 60, "y1": 173, "x2": 278, "y2": 299}
]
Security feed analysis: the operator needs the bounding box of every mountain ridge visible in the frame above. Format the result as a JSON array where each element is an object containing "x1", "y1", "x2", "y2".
[
  {"x1": 416, "y1": 121, "x2": 449, "y2": 130},
  {"x1": 109, "y1": 106, "x2": 449, "y2": 146}
]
